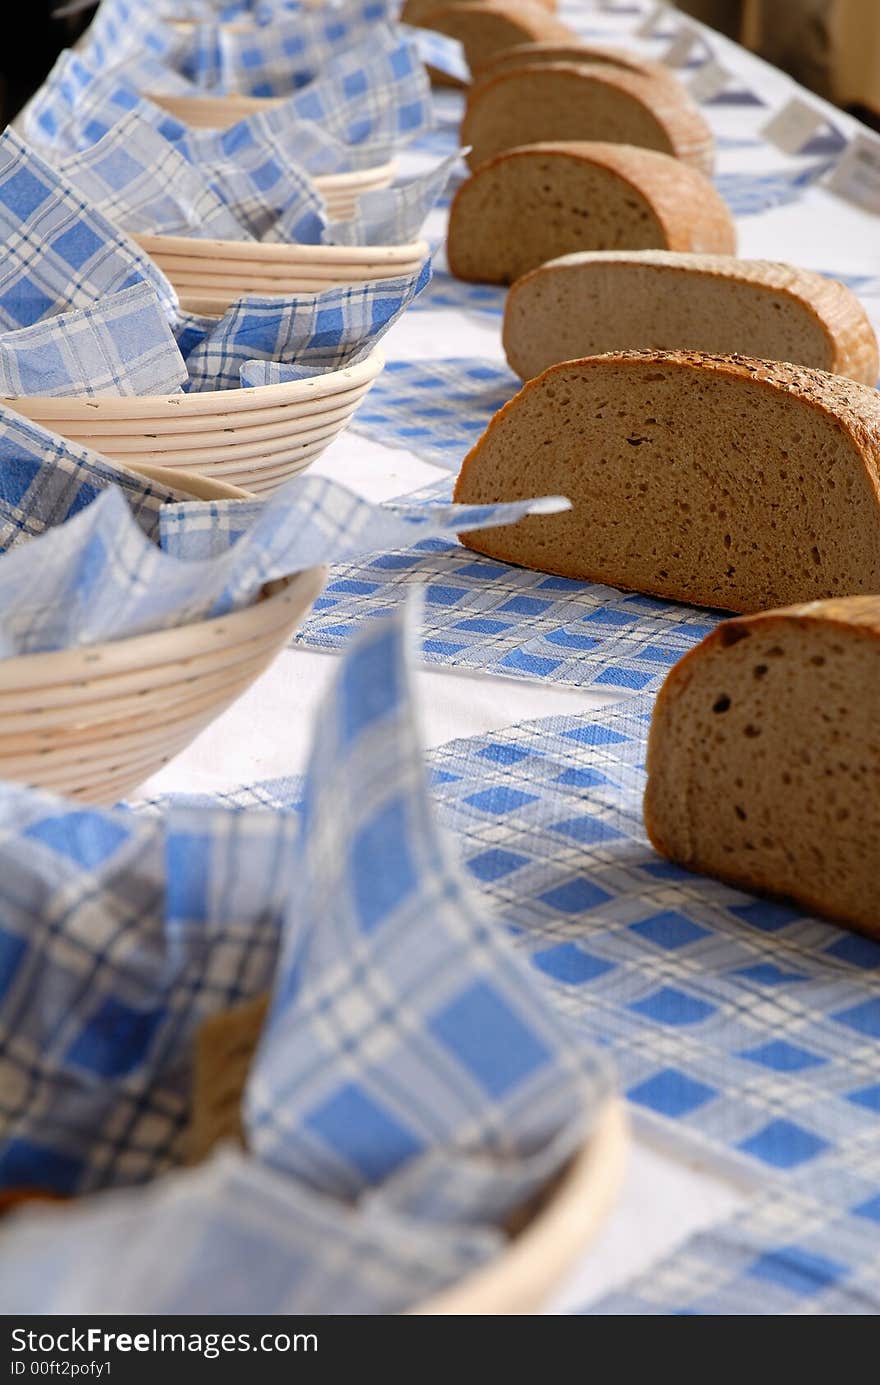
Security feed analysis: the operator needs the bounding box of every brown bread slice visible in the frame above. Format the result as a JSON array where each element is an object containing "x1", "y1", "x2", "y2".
[
  {"x1": 447, "y1": 142, "x2": 736, "y2": 284},
  {"x1": 473, "y1": 40, "x2": 682, "y2": 87},
  {"x1": 503, "y1": 251, "x2": 879, "y2": 385},
  {"x1": 462, "y1": 64, "x2": 715, "y2": 174},
  {"x1": 452, "y1": 351, "x2": 880, "y2": 611},
  {"x1": 187, "y1": 994, "x2": 269, "y2": 1163},
  {"x1": 403, "y1": 0, "x2": 557, "y2": 20},
  {"x1": 644, "y1": 597, "x2": 880, "y2": 936},
  {"x1": 416, "y1": 2, "x2": 577, "y2": 73}
]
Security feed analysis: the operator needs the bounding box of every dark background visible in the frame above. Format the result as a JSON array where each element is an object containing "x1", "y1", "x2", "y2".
[{"x1": 0, "y1": 3, "x2": 92, "y2": 125}]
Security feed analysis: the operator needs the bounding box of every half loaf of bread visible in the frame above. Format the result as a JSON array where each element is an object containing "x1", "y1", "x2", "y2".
[
  {"x1": 644, "y1": 597, "x2": 880, "y2": 936},
  {"x1": 462, "y1": 64, "x2": 715, "y2": 173},
  {"x1": 473, "y1": 40, "x2": 682, "y2": 89},
  {"x1": 416, "y1": 2, "x2": 577, "y2": 73},
  {"x1": 403, "y1": 0, "x2": 557, "y2": 20},
  {"x1": 447, "y1": 142, "x2": 736, "y2": 284},
  {"x1": 503, "y1": 251, "x2": 879, "y2": 385},
  {"x1": 453, "y1": 351, "x2": 880, "y2": 611}
]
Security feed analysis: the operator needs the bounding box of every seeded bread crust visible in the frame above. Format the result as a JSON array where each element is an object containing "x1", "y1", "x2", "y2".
[
  {"x1": 416, "y1": 2, "x2": 577, "y2": 72},
  {"x1": 502, "y1": 251, "x2": 880, "y2": 385},
  {"x1": 644, "y1": 596, "x2": 880, "y2": 934},
  {"x1": 403, "y1": 0, "x2": 557, "y2": 19},
  {"x1": 473, "y1": 40, "x2": 682, "y2": 89},
  {"x1": 447, "y1": 142, "x2": 736, "y2": 283},
  {"x1": 462, "y1": 63, "x2": 715, "y2": 174},
  {"x1": 453, "y1": 350, "x2": 880, "y2": 607}
]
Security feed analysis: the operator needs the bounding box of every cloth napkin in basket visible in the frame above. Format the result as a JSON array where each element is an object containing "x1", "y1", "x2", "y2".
[
  {"x1": 0, "y1": 284, "x2": 188, "y2": 399},
  {"x1": 0, "y1": 600, "x2": 612, "y2": 1314},
  {"x1": 0, "y1": 405, "x2": 191, "y2": 552},
  {"x1": 50, "y1": 94, "x2": 457, "y2": 249},
  {"x1": 185, "y1": 261, "x2": 431, "y2": 390},
  {"x1": 52, "y1": 112, "x2": 248, "y2": 241},
  {"x1": 0, "y1": 471, "x2": 569, "y2": 655},
  {"x1": 0, "y1": 130, "x2": 432, "y2": 393},
  {"x1": 0, "y1": 130, "x2": 176, "y2": 331},
  {"x1": 319, "y1": 150, "x2": 462, "y2": 249},
  {"x1": 27, "y1": 28, "x2": 430, "y2": 174},
  {"x1": 26, "y1": 45, "x2": 436, "y2": 240},
  {"x1": 403, "y1": 25, "x2": 471, "y2": 84},
  {"x1": 81, "y1": 0, "x2": 403, "y2": 97}
]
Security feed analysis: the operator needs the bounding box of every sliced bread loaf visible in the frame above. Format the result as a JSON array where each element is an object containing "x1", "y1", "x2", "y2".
[
  {"x1": 452, "y1": 351, "x2": 880, "y2": 611},
  {"x1": 416, "y1": 3, "x2": 577, "y2": 73},
  {"x1": 403, "y1": 0, "x2": 557, "y2": 20},
  {"x1": 644, "y1": 597, "x2": 880, "y2": 935},
  {"x1": 447, "y1": 143, "x2": 736, "y2": 284},
  {"x1": 461, "y1": 64, "x2": 715, "y2": 174},
  {"x1": 503, "y1": 252, "x2": 880, "y2": 385},
  {"x1": 473, "y1": 40, "x2": 682, "y2": 88}
]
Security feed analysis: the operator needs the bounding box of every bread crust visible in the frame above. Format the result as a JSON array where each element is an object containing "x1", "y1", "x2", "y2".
[
  {"x1": 416, "y1": 2, "x2": 577, "y2": 57},
  {"x1": 447, "y1": 143, "x2": 736, "y2": 282},
  {"x1": 644, "y1": 596, "x2": 880, "y2": 935},
  {"x1": 404, "y1": 0, "x2": 557, "y2": 18},
  {"x1": 462, "y1": 63, "x2": 715, "y2": 174},
  {"x1": 454, "y1": 350, "x2": 880, "y2": 604},
  {"x1": 502, "y1": 252, "x2": 880, "y2": 385},
  {"x1": 473, "y1": 40, "x2": 683, "y2": 89}
]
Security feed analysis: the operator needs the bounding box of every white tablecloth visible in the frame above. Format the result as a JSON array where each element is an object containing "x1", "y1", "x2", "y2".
[{"x1": 140, "y1": 0, "x2": 880, "y2": 1311}]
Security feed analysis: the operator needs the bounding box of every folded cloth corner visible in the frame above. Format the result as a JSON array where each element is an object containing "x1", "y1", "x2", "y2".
[{"x1": 0, "y1": 284, "x2": 188, "y2": 399}]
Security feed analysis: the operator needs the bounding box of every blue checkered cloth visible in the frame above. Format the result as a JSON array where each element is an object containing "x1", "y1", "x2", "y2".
[
  {"x1": 349, "y1": 357, "x2": 520, "y2": 468},
  {"x1": 0, "y1": 129, "x2": 177, "y2": 331},
  {"x1": 274, "y1": 28, "x2": 431, "y2": 151},
  {"x1": 411, "y1": 269, "x2": 505, "y2": 322},
  {"x1": 80, "y1": 0, "x2": 402, "y2": 97},
  {"x1": 177, "y1": 108, "x2": 327, "y2": 240},
  {"x1": 414, "y1": 696, "x2": 880, "y2": 1315},
  {"x1": 0, "y1": 603, "x2": 611, "y2": 1314},
  {"x1": 321, "y1": 151, "x2": 461, "y2": 248},
  {"x1": 174, "y1": 673, "x2": 880, "y2": 1313},
  {"x1": 22, "y1": 53, "x2": 326, "y2": 241},
  {"x1": 297, "y1": 479, "x2": 722, "y2": 694},
  {"x1": 26, "y1": 48, "x2": 419, "y2": 236},
  {"x1": 715, "y1": 163, "x2": 834, "y2": 216},
  {"x1": 0, "y1": 132, "x2": 433, "y2": 394},
  {"x1": 75, "y1": 0, "x2": 191, "y2": 76},
  {"x1": 0, "y1": 284, "x2": 187, "y2": 399},
  {"x1": 0, "y1": 404, "x2": 187, "y2": 553},
  {"x1": 0, "y1": 1148, "x2": 500, "y2": 1314},
  {"x1": 52, "y1": 112, "x2": 248, "y2": 240},
  {"x1": 0, "y1": 471, "x2": 567, "y2": 655},
  {"x1": 22, "y1": 50, "x2": 194, "y2": 153},
  {"x1": 186, "y1": 260, "x2": 431, "y2": 390},
  {"x1": 402, "y1": 25, "x2": 469, "y2": 83}
]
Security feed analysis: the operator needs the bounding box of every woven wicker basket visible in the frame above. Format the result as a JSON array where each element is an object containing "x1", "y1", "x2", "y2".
[
  {"x1": 5, "y1": 348, "x2": 383, "y2": 495},
  {"x1": 416, "y1": 1099, "x2": 627, "y2": 1314},
  {"x1": 0, "y1": 557, "x2": 325, "y2": 804},
  {"x1": 147, "y1": 94, "x2": 398, "y2": 218},
  {"x1": 188, "y1": 993, "x2": 626, "y2": 1315},
  {"x1": 132, "y1": 233, "x2": 429, "y2": 314}
]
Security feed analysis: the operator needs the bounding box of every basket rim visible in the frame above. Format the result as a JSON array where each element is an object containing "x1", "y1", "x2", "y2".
[
  {"x1": 0, "y1": 567, "x2": 326, "y2": 692},
  {"x1": 5, "y1": 347, "x2": 384, "y2": 419},
  {"x1": 135, "y1": 232, "x2": 429, "y2": 266},
  {"x1": 413, "y1": 1097, "x2": 627, "y2": 1315},
  {"x1": 314, "y1": 161, "x2": 398, "y2": 189}
]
